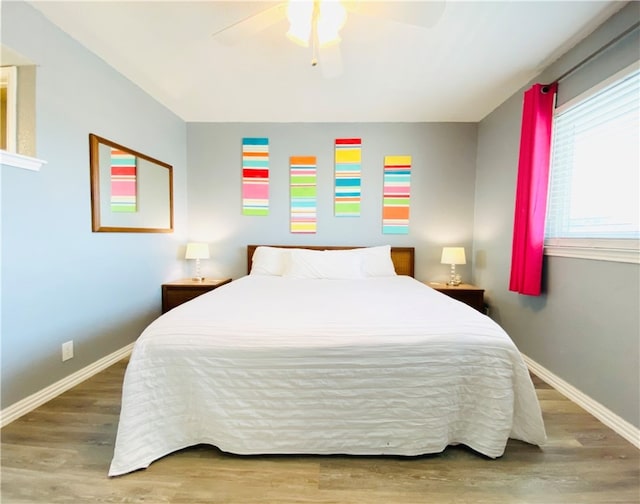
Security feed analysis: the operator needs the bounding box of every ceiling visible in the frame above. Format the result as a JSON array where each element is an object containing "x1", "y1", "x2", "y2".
[{"x1": 27, "y1": 0, "x2": 624, "y2": 123}]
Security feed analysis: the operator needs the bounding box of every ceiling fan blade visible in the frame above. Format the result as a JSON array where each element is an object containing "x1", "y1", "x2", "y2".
[
  {"x1": 354, "y1": 1, "x2": 446, "y2": 28},
  {"x1": 319, "y1": 43, "x2": 343, "y2": 79},
  {"x1": 212, "y1": 2, "x2": 287, "y2": 45}
]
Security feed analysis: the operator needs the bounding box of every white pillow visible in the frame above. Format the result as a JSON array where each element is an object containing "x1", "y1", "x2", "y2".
[
  {"x1": 283, "y1": 249, "x2": 365, "y2": 279},
  {"x1": 250, "y1": 246, "x2": 291, "y2": 276},
  {"x1": 352, "y1": 245, "x2": 397, "y2": 277}
]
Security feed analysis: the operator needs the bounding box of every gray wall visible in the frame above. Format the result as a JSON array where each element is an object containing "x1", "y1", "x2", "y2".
[
  {"x1": 474, "y1": 3, "x2": 640, "y2": 428},
  {"x1": 186, "y1": 122, "x2": 478, "y2": 281},
  {"x1": 1, "y1": 1, "x2": 188, "y2": 409}
]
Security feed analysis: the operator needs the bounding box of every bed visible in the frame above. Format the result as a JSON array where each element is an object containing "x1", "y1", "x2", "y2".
[{"x1": 109, "y1": 245, "x2": 546, "y2": 477}]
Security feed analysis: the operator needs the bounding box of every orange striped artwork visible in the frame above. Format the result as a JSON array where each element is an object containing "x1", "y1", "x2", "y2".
[{"x1": 382, "y1": 155, "x2": 411, "y2": 234}]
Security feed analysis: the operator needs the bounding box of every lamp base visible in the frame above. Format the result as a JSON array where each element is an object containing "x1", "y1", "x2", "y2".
[
  {"x1": 447, "y1": 264, "x2": 461, "y2": 286},
  {"x1": 191, "y1": 258, "x2": 205, "y2": 282}
]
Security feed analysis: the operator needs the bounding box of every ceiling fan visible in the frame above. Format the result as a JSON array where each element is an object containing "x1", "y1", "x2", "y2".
[{"x1": 211, "y1": 1, "x2": 446, "y2": 79}]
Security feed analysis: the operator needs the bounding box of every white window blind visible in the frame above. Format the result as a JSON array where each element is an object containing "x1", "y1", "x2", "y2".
[{"x1": 545, "y1": 62, "x2": 640, "y2": 263}]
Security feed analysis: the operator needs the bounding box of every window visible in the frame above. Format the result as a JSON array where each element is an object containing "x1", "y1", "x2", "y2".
[
  {"x1": 1, "y1": 66, "x2": 17, "y2": 152},
  {"x1": 0, "y1": 63, "x2": 44, "y2": 171},
  {"x1": 545, "y1": 62, "x2": 639, "y2": 263}
]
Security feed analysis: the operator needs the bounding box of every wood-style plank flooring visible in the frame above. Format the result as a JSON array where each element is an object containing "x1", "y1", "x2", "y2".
[{"x1": 1, "y1": 358, "x2": 638, "y2": 503}]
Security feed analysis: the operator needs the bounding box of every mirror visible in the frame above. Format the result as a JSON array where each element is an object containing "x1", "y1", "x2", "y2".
[{"x1": 89, "y1": 133, "x2": 173, "y2": 233}]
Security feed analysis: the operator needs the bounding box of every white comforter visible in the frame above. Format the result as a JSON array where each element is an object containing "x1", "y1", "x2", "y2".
[{"x1": 109, "y1": 276, "x2": 546, "y2": 476}]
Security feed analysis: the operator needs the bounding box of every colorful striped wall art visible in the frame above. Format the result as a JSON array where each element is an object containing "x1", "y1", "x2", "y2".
[
  {"x1": 382, "y1": 155, "x2": 412, "y2": 234},
  {"x1": 110, "y1": 148, "x2": 137, "y2": 213},
  {"x1": 334, "y1": 138, "x2": 362, "y2": 217},
  {"x1": 242, "y1": 137, "x2": 269, "y2": 216},
  {"x1": 290, "y1": 156, "x2": 317, "y2": 234}
]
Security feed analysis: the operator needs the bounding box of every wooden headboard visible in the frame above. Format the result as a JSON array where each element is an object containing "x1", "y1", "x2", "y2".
[{"x1": 247, "y1": 245, "x2": 415, "y2": 277}]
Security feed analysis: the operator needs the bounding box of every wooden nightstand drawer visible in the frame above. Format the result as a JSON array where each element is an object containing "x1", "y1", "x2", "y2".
[
  {"x1": 161, "y1": 278, "x2": 231, "y2": 313},
  {"x1": 425, "y1": 282, "x2": 485, "y2": 313}
]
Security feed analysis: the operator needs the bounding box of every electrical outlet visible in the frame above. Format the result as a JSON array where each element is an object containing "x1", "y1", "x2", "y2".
[{"x1": 62, "y1": 340, "x2": 74, "y2": 362}]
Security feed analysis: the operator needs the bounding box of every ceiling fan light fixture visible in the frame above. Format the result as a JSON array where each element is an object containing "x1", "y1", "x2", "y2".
[
  {"x1": 286, "y1": 0, "x2": 346, "y2": 48},
  {"x1": 317, "y1": 0, "x2": 346, "y2": 46},
  {"x1": 286, "y1": 0, "x2": 314, "y2": 47}
]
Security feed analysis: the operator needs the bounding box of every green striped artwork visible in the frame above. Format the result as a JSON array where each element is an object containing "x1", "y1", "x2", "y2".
[{"x1": 290, "y1": 156, "x2": 317, "y2": 234}]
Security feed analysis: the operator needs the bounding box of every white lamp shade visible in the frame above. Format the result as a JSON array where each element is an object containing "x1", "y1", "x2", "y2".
[
  {"x1": 441, "y1": 247, "x2": 466, "y2": 265},
  {"x1": 185, "y1": 242, "x2": 210, "y2": 260}
]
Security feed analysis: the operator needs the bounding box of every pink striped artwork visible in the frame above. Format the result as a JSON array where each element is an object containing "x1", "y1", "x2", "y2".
[
  {"x1": 242, "y1": 138, "x2": 269, "y2": 216},
  {"x1": 110, "y1": 148, "x2": 137, "y2": 213}
]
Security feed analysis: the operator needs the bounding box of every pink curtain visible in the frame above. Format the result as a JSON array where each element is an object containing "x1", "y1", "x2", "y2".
[{"x1": 509, "y1": 83, "x2": 557, "y2": 296}]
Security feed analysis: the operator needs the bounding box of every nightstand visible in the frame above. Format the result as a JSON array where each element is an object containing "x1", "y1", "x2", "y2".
[
  {"x1": 162, "y1": 278, "x2": 232, "y2": 313},
  {"x1": 426, "y1": 282, "x2": 485, "y2": 313}
]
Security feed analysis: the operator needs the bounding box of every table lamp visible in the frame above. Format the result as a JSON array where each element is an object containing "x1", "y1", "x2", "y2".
[
  {"x1": 185, "y1": 242, "x2": 210, "y2": 281},
  {"x1": 441, "y1": 247, "x2": 466, "y2": 286}
]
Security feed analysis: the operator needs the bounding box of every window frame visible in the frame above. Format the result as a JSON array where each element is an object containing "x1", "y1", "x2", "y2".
[{"x1": 544, "y1": 60, "x2": 640, "y2": 265}]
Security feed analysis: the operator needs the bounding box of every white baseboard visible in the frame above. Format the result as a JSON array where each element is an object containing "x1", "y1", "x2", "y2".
[
  {"x1": 0, "y1": 343, "x2": 134, "y2": 428},
  {"x1": 523, "y1": 354, "x2": 640, "y2": 449}
]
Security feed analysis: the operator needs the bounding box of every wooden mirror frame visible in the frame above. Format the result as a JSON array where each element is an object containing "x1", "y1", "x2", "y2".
[{"x1": 89, "y1": 133, "x2": 174, "y2": 233}]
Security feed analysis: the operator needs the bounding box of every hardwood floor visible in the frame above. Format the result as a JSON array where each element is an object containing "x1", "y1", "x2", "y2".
[{"x1": 1, "y1": 359, "x2": 638, "y2": 503}]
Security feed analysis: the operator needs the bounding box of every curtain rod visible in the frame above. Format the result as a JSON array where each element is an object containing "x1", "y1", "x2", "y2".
[{"x1": 553, "y1": 21, "x2": 640, "y2": 84}]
